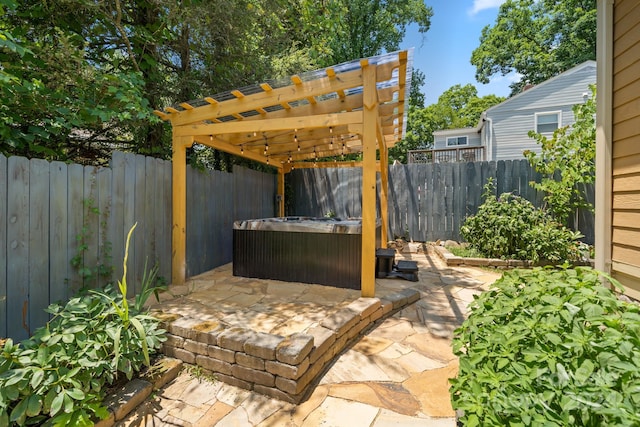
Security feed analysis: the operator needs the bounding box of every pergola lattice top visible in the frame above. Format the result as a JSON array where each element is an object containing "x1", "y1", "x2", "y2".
[{"x1": 155, "y1": 49, "x2": 413, "y2": 169}]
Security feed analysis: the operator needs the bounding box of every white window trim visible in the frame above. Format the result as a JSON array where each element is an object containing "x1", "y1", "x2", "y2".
[
  {"x1": 446, "y1": 136, "x2": 468, "y2": 147},
  {"x1": 534, "y1": 111, "x2": 562, "y2": 133}
]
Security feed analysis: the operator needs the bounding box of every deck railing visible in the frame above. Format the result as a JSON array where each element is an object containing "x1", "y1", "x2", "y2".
[{"x1": 408, "y1": 146, "x2": 486, "y2": 164}]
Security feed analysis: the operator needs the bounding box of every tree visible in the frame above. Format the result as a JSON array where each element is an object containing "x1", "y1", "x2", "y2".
[
  {"x1": 390, "y1": 84, "x2": 504, "y2": 163},
  {"x1": 0, "y1": 0, "x2": 157, "y2": 163},
  {"x1": 293, "y1": 0, "x2": 433, "y2": 67},
  {"x1": 471, "y1": 0, "x2": 596, "y2": 94},
  {"x1": 0, "y1": 0, "x2": 293, "y2": 163},
  {"x1": 1, "y1": 0, "x2": 433, "y2": 166},
  {"x1": 524, "y1": 85, "x2": 596, "y2": 226}
]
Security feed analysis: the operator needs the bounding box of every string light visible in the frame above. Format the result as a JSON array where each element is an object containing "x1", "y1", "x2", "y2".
[
  {"x1": 266, "y1": 156, "x2": 270, "y2": 165},
  {"x1": 264, "y1": 142, "x2": 269, "y2": 155},
  {"x1": 330, "y1": 127, "x2": 335, "y2": 149},
  {"x1": 210, "y1": 135, "x2": 213, "y2": 141},
  {"x1": 240, "y1": 145, "x2": 244, "y2": 154},
  {"x1": 294, "y1": 131, "x2": 300, "y2": 151},
  {"x1": 288, "y1": 152, "x2": 292, "y2": 163}
]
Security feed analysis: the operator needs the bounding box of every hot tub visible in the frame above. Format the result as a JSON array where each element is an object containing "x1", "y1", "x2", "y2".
[{"x1": 233, "y1": 217, "x2": 381, "y2": 289}]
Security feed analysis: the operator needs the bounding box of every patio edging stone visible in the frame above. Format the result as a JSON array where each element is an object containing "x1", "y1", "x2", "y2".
[
  {"x1": 95, "y1": 357, "x2": 183, "y2": 427},
  {"x1": 433, "y1": 245, "x2": 594, "y2": 268},
  {"x1": 157, "y1": 289, "x2": 420, "y2": 403}
]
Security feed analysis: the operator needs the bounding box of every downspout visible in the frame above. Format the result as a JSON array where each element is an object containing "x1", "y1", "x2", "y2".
[{"x1": 595, "y1": 0, "x2": 613, "y2": 275}]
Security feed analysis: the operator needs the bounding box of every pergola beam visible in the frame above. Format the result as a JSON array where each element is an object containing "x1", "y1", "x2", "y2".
[
  {"x1": 361, "y1": 62, "x2": 378, "y2": 297},
  {"x1": 174, "y1": 111, "x2": 363, "y2": 137},
  {"x1": 172, "y1": 134, "x2": 194, "y2": 286}
]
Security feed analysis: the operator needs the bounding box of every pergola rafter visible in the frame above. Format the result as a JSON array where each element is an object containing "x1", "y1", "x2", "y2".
[{"x1": 156, "y1": 50, "x2": 413, "y2": 297}]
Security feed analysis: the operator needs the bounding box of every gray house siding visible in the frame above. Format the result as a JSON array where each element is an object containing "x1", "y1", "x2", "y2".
[
  {"x1": 484, "y1": 62, "x2": 596, "y2": 160},
  {"x1": 429, "y1": 61, "x2": 596, "y2": 162},
  {"x1": 433, "y1": 131, "x2": 482, "y2": 149}
]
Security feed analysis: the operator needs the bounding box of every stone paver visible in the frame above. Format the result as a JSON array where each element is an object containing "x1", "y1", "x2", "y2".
[{"x1": 116, "y1": 245, "x2": 501, "y2": 426}]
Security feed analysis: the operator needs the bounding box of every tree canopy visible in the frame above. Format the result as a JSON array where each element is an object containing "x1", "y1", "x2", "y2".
[
  {"x1": 471, "y1": 0, "x2": 596, "y2": 94},
  {"x1": 0, "y1": 0, "x2": 433, "y2": 166}
]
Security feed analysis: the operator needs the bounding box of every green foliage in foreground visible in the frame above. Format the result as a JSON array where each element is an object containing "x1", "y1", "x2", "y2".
[
  {"x1": 451, "y1": 267, "x2": 640, "y2": 426},
  {"x1": 0, "y1": 225, "x2": 166, "y2": 426},
  {"x1": 461, "y1": 180, "x2": 582, "y2": 263}
]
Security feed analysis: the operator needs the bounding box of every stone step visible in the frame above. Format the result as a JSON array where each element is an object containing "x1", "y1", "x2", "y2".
[{"x1": 159, "y1": 289, "x2": 420, "y2": 403}]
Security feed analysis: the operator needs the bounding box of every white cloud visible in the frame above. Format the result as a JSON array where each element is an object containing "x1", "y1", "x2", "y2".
[{"x1": 468, "y1": 0, "x2": 507, "y2": 16}]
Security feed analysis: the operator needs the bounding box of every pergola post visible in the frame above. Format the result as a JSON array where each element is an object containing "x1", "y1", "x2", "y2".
[
  {"x1": 277, "y1": 168, "x2": 285, "y2": 217},
  {"x1": 171, "y1": 134, "x2": 194, "y2": 286},
  {"x1": 361, "y1": 61, "x2": 378, "y2": 297},
  {"x1": 379, "y1": 145, "x2": 389, "y2": 249}
]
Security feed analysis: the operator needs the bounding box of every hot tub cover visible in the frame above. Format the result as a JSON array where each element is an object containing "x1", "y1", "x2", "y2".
[{"x1": 233, "y1": 217, "x2": 375, "y2": 234}]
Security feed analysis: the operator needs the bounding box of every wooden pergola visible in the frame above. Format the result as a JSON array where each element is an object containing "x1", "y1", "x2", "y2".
[{"x1": 154, "y1": 49, "x2": 412, "y2": 297}]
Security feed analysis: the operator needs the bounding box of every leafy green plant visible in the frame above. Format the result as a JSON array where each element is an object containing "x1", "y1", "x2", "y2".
[
  {"x1": 451, "y1": 267, "x2": 640, "y2": 426},
  {"x1": 460, "y1": 179, "x2": 582, "y2": 263},
  {"x1": 525, "y1": 85, "x2": 596, "y2": 225},
  {"x1": 447, "y1": 245, "x2": 485, "y2": 259},
  {"x1": 0, "y1": 225, "x2": 166, "y2": 426},
  {"x1": 185, "y1": 364, "x2": 217, "y2": 384}
]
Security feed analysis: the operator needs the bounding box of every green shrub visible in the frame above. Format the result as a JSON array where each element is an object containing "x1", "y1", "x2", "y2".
[
  {"x1": 460, "y1": 180, "x2": 582, "y2": 263},
  {"x1": 451, "y1": 267, "x2": 640, "y2": 426},
  {"x1": 0, "y1": 224, "x2": 166, "y2": 426}
]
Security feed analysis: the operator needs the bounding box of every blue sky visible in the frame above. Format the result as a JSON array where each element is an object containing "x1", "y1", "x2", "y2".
[{"x1": 400, "y1": 0, "x2": 516, "y2": 106}]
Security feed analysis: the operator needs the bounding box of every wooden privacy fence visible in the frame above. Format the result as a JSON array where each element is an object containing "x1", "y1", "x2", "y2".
[
  {"x1": 0, "y1": 152, "x2": 276, "y2": 341},
  {"x1": 289, "y1": 159, "x2": 595, "y2": 244}
]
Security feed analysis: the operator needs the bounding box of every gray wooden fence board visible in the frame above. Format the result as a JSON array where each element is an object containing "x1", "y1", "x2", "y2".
[
  {"x1": 432, "y1": 164, "x2": 445, "y2": 241},
  {"x1": 7, "y1": 156, "x2": 30, "y2": 341},
  {"x1": 110, "y1": 152, "x2": 126, "y2": 284},
  {"x1": 29, "y1": 159, "x2": 50, "y2": 333},
  {"x1": 496, "y1": 161, "x2": 506, "y2": 195},
  {"x1": 67, "y1": 164, "x2": 84, "y2": 294},
  {"x1": 406, "y1": 165, "x2": 420, "y2": 238},
  {"x1": 133, "y1": 155, "x2": 146, "y2": 290},
  {"x1": 415, "y1": 164, "x2": 426, "y2": 239},
  {"x1": 443, "y1": 164, "x2": 455, "y2": 236},
  {"x1": 141, "y1": 156, "x2": 155, "y2": 289},
  {"x1": 83, "y1": 167, "x2": 100, "y2": 290},
  {"x1": 503, "y1": 160, "x2": 514, "y2": 194},
  {"x1": 97, "y1": 167, "x2": 112, "y2": 289},
  {"x1": 0, "y1": 155, "x2": 7, "y2": 337},
  {"x1": 158, "y1": 158, "x2": 171, "y2": 282},
  {"x1": 122, "y1": 153, "x2": 136, "y2": 287},
  {"x1": 186, "y1": 167, "x2": 200, "y2": 276},
  {"x1": 387, "y1": 165, "x2": 405, "y2": 239},
  {"x1": 219, "y1": 171, "x2": 234, "y2": 264},
  {"x1": 509, "y1": 159, "x2": 520, "y2": 195},
  {"x1": 453, "y1": 163, "x2": 467, "y2": 241},
  {"x1": 49, "y1": 161, "x2": 68, "y2": 304},
  {"x1": 328, "y1": 168, "x2": 341, "y2": 217}
]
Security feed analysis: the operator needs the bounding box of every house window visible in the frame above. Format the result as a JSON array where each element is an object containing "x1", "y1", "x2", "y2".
[
  {"x1": 446, "y1": 136, "x2": 468, "y2": 147},
  {"x1": 535, "y1": 112, "x2": 561, "y2": 133}
]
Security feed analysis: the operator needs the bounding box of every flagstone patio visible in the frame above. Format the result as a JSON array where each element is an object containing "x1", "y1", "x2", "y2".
[{"x1": 120, "y1": 245, "x2": 501, "y2": 426}]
